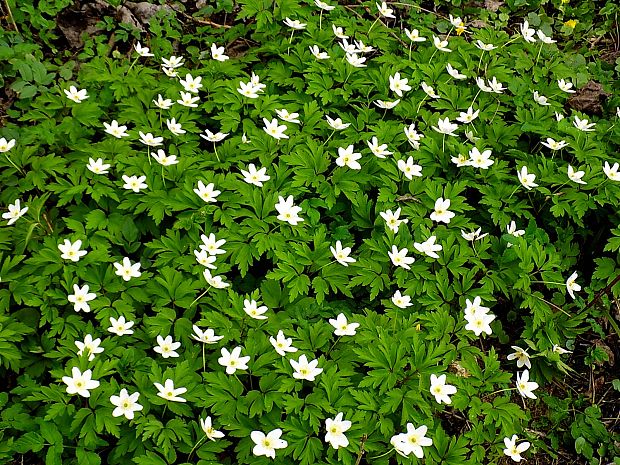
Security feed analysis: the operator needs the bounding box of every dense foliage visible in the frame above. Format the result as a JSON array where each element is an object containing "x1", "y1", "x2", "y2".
[{"x1": 1, "y1": 0, "x2": 620, "y2": 464}]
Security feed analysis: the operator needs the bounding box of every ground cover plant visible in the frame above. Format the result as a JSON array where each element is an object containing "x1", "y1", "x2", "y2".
[{"x1": 0, "y1": 0, "x2": 620, "y2": 464}]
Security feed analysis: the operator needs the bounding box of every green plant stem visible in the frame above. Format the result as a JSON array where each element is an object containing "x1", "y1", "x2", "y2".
[
  {"x1": 4, "y1": 153, "x2": 24, "y2": 175},
  {"x1": 126, "y1": 56, "x2": 140, "y2": 73},
  {"x1": 367, "y1": 17, "x2": 380, "y2": 34},
  {"x1": 191, "y1": 286, "x2": 212, "y2": 307}
]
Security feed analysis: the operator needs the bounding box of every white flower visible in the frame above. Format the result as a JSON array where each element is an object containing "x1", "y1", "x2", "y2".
[
  {"x1": 58, "y1": 239, "x2": 88, "y2": 262},
  {"x1": 461, "y1": 228, "x2": 488, "y2": 242},
  {"x1": 211, "y1": 43, "x2": 229, "y2": 61},
  {"x1": 162, "y1": 56, "x2": 184, "y2": 68},
  {"x1": 433, "y1": 35, "x2": 451, "y2": 52},
  {"x1": 345, "y1": 52, "x2": 367, "y2": 68},
  {"x1": 389, "y1": 72, "x2": 411, "y2": 97},
  {"x1": 200, "y1": 416, "x2": 225, "y2": 441},
  {"x1": 537, "y1": 30, "x2": 556, "y2": 44},
  {"x1": 251, "y1": 429, "x2": 288, "y2": 459},
  {"x1": 108, "y1": 316, "x2": 134, "y2": 336},
  {"x1": 103, "y1": 120, "x2": 129, "y2": 138},
  {"x1": 200, "y1": 233, "x2": 227, "y2": 255},
  {"x1": 404, "y1": 123, "x2": 424, "y2": 148},
  {"x1": 243, "y1": 299, "x2": 268, "y2": 320},
  {"x1": 533, "y1": 90, "x2": 550, "y2": 106},
  {"x1": 541, "y1": 137, "x2": 568, "y2": 150},
  {"x1": 507, "y1": 221, "x2": 525, "y2": 238},
  {"x1": 75, "y1": 334, "x2": 104, "y2": 361},
  {"x1": 339, "y1": 39, "x2": 359, "y2": 54},
  {"x1": 138, "y1": 131, "x2": 163, "y2": 147},
  {"x1": 162, "y1": 67, "x2": 178, "y2": 78},
  {"x1": 325, "y1": 413, "x2": 351, "y2": 449},
  {"x1": 414, "y1": 236, "x2": 442, "y2": 259},
  {"x1": 507, "y1": 346, "x2": 532, "y2": 369},
  {"x1": 475, "y1": 40, "x2": 496, "y2": 51},
  {"x1": 429, "y1": 374, "x2": 457, "y2": 404},
  {"x1": 552, "y1": 344, "x2": 571, "y2": 355},
  {"x1": 558, "y1": 79, "x2": 576, "y2": 93},
  {"x1": 122, "y1": 175, "x2": 148, "y2": 192},
  {"x1": 179, "y1": 73, "x2": 202, "y2": 93},
  {"x1": 366, "y1": 137, "x2": 392, "y2": 158},
  {"x1": 328, "y1": 313, "x2": 359, "y2": 336},
  {"x1": 62, "y1": 367, "x2": 99, "y2": 397},
  {"x1": 203, "y1": 269, "x2": 229, "y2": 289},
  {"x1": 276, "y1": 108, "x2": 300, "y2": 124},
  {"x1": 242, "y1": 133, "x2": 251, "y2": 143},
  {"x1": 177, "y1": 91, "x2": 200, "y2": 108},
  {"x1": 405, "y1": 28, "x2": 426, "y2": 42},
  {"x1": 397, "y1": 157, "x2": 422, "y2": 180},
  {"x1": 376, "y1": 1, "x2": 395, "y2": 18},
  {"x1": 314, "y1": 0, "x2": 335, "y2": 10},
  {"x1": 392, "y1": 290, "x2": 412, "y2": 308},
  {"x1": 464, "y1": 296, "x2": 490, "y2": 318},
  {"x1": 154, "y1": 379, "x2": 187, "y2": 402},
  {"x1": 283, "y1": 17, "x2": 306, "y2": 29},
  {"x1": 566, "y1": 271, "x2": 581, "y2": 299},
  {"x1": 64, "y1": 86, "x2": 88, "y2": 103},
  {"x1": 326, "y1": 115, "x2": 350, "y2": 130},
  {"x1": 476, "y1": 77, "x2": 494, "y2": 93},
  {"x1": 68, "y1": 284, "x2": 96, "y2": 313},
  {"x1": 200, "y1": 129, "x2": 229, "y2": 142},
  {"x1": 166, "y1": 118, "x2": 186, "y2": 136},
  {"x1": 468, "y1": 147, "x2": 494, "y2": 169},
  {"x1": 263, "y1": 118, "x2": 289, "y2": 140},
  {"x1": 456, "y1": 106, "x2": 480, "y2": 124},
  {"x1": 446, "y1": 63, "x2": 467, "y2": 80},
  {"x1": 464, "y1": 308, "x2": 496, "y2": 336},
  {"x1": 390, "y1": 424, "x2": 433, "y2": 458},
  {"x1": 113, "y1": 257, "x2": 142, "y2": 281},
  {"x1": 330, "y1": 241, "x2": 356, "y2": 266},
  {"x1": 374, "y1": 99, "x2": 400, "y2": 109},
  {"x1": 555, "y1": 111, "x2": 565, "y2": 121},
  {"x1": 275, "y1": 195, "x2": 304, "y2": 225},
  {"x1": 154, "y1": 335, "x2": 181, "y2": 358},
  {"x1": 380, "y1": 208, "x2": 408, "y2": 233},
  {"x1": 332, "y1": 25, "x2": 349, "y2": 39},
  {"x1": 567, "y1": 165, "x2": 586, "y2": 184},
  {"x1": 430, "y1": 197, "x2": 455, "y2": 224},
  {"x1": 336, "y1": 145, "x2": 362, "y2": 170},
  {"x1": 250, "y1": 73, "x2": 266, "y2": 91},
  {"x1": 573, "y1": 115, "x2": 596, "y2": 132},
  {"x1": 218, "y1": 347, "x2": 250, "y2": 374},
  {"x1": 193, "y1": 181, "x2": 221, "y2": 203},
  {"x1": 521, "y1": 21, "x2": 537, "y2": 43},
  {"x1": 110, "y1": 389, "x2": 143, "y2": 420},
  {"x1": 269, "y1": 330, "x2": 298, "y2": 356},
  {"x1": 604, "y1": 162, "x2": 620, "y2": 181},
  {"x1": 0, "y1": 137, "x2": 16, "y2": 152},
  {"x1": 465, "y1": 130, "x2": 480, "y2": 143},
  {"x1": 309, "y1": 45, "x2": 330, "y2": 60},
  {"x1": 192, "y1": 325, "x2": 224, "y2": 344},
  {"x1": 153, "y1": 94, "x2": 174, "y2": 109},
  {"x1": 449, "y1": 14, "x2": 466, "y2": 32},
  {"x1": 241, "y1": 163, "x2": 270, "y2": 187},
  {"x1": 503, "y1": 435, "x2": 531, "y2": 462},
  {"x1": 517, "y1": 166, "x2": 538, "y2": 190},
  {"x1": 516, "y1": 369, "x2": 539, "y2": 399},
  {"x1": 354, "y1": 39, "x2": 374, "y2": 53},
  {"x1": 2, "y1": 199, "x2": 28, "y2": 225},
  {"x1": 134, "y1": 42, "x2": 153, "y2": 57},
  {"x1": 237, "y1": 80, "x2": 260, "y2": 98},
  {"x1": 421, "y1": 81, "x2": 439, "y2": 99},
  {"x1": 290, "y1": 354, "x2": 323, "y2": 381},
  {"x1": 388, "y1": 245, "x2": 415, "y2": 270},
  {"x1": 488, "y1": 76, "x2": 506, "y2": 93},
  {"x1": 432, "y1": 117, "x2": 458, "y2": 136}
]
